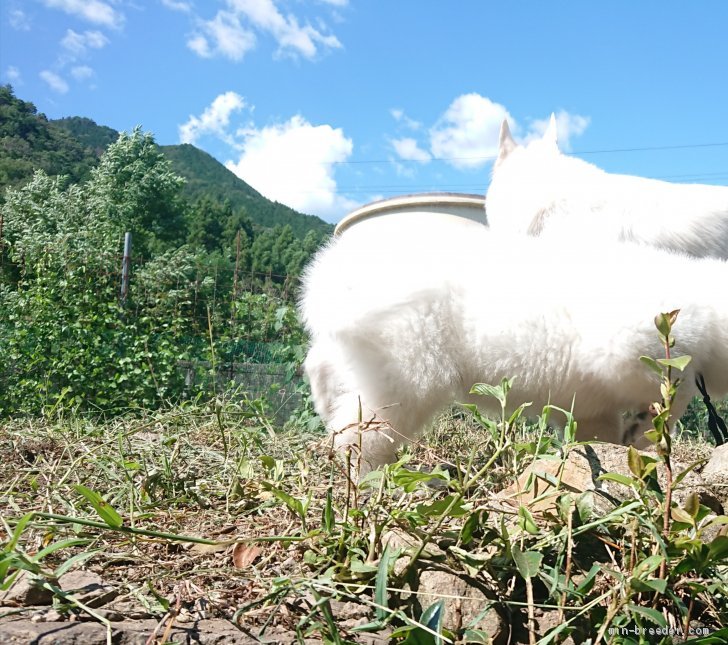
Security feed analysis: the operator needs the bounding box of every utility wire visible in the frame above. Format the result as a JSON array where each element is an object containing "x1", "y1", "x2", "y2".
[{"x1": 326, "y1": 141, "x2": 728, "y2": 166}]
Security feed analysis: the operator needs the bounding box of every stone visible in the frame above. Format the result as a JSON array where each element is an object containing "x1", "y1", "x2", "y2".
[
  {"x1": 702, "y1": 443, "x2": 728, "y2": 479},
  {"x1": 0, "y1": 571, "x2": 55, "y2": 607},
  {"x1": 415, "y1": 568, "x2": 504, "y2": 636},
  {"x1": 0, "y1": 618, "x2": 266, "y2": 644},
  {"x1": 58, "y1": 570, "x2": 119, "y2": 608}
]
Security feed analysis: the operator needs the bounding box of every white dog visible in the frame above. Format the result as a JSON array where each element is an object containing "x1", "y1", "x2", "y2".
[
  {"x1": 486, "y1": 115, "x2": 728, "y2": 259},
  {"x1": 300, "y1": 217, "x2": 727, "y2": 474}
]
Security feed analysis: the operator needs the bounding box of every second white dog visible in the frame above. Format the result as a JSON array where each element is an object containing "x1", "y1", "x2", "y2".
[{"x1": 486, "y1": 116, "x2": 728, "y2": 259}]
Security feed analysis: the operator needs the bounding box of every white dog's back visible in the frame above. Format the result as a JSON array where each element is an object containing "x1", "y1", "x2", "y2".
[{"x1": 301, "y1": 218, "x2": 728, "y2": 473}]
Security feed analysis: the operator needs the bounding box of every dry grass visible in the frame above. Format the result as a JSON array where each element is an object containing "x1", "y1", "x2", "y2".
[{"x1": 2, "y1": 396, "x2": 728, "y2": 643}]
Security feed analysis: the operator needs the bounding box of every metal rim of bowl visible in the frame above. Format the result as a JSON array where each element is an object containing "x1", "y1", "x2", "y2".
[{"x1": 335, "y1": 192, "x2": 485, "y2": 235}]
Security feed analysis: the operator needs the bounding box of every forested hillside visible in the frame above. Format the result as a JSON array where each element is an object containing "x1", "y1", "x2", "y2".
[
  {"x1": 0, "y1": 85, "x2": 111, "y2": 189},
  {"x1": 161, "y1": 144, "x2": 332, "y2": 238},
  {"x1": 0, "y1": 86, "x2": 330, "y2": 417},
  {"x1": 0, "y1": 85, "x2": 333, "y2": 239}
]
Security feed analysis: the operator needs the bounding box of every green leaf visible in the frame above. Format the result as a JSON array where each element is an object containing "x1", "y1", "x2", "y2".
[
  {"x1": 575, "y1": 492, "x2": 595, "y2": 523},
  {"x1": 627, "y1": 445, "x2": 643, "y2": 478},
  {"x1": 322, "y1": 487, "x2": 335, "y2": 533},
  {"x1": 630, "y1": 577, "x2": 668, "y2": 594},
  {"x1": 597, "y1": 472, "x2": 636, "y2": 487},
  {"x1": 674, "y1": 459, "x2": 709, "y2": 486},
  {"x1": 575, "y1": 563, "x2": 601, "y2": 594},
  {"x1": 417, "y1": 495, "x2": 468, "y2": 518},
  {"x1": 349, "y1": 557, "x2": 378, "y2": 574},
  {"x1": 460, "y1": 630, "x2": 493, "y2": 644},
  {"x1": 470, "y1": 382, "x2": 506, "y2": 406},
  {"x1": 310, "y1": 590, "x2": 343, "y2": 645},
  {"x1": 5, "y1": 513, "x2": 35, "y2": 553},
  {"x1": 53, "y1": 549, "x2": 103, "y2": 578},
  {"x1": 459, "y1": 510, "x2": 485, "y2": 545},
  {"x1": 374, "y1": 543, "x2": 393, "y2": 622},
  {"x1": 507, "y1": 401, "x2": 532, "y2": 425},
  {"x1": 684, "y1": 493, "x2": 700, "y2": 519},
  {"x1": 73, "y1": 485, "x2": 123, "y2": 528},
  {"x1": 419, "y1": 599, "x2": 445, "y2": 640},
  {"x1": 512, "y1": 545, "x2": 542, "y2": 580},
  {"x1": 33, "y1": 538, "x2": 90, "y2": 563},
  {"x1": 627, "y1": 602, "x2": 667, "y2": 627},
  {"x1": 655, "y1": 310, "x2": 680, "y2": 339},
  {"x1": 708, "y1": 535, "x2": 728, "y2": 562},
  {"x1": 633, "y1": 554, "x2": 663, "y2": 579},
  {"x1": 657, "y1": 355, "x2": 692, "y2": 371},
  {"x1": 671, "y1": 506, "x2": 695, "y2": 526},
  {"x1": 639, "y1": 355, "x2": 664, "y2": 376},
  {"x1": 392, "y1": 468, "x2": 448, "y2": 493},
  {"x1": 260, "y1": 482, "x2": 304, "y2": 519},
  {"x1": 517, "y1": 506, "x2": 540, "y2": 535},
  {"x1": 397, "y1": 599, "x2": 446, "y2": 645}
]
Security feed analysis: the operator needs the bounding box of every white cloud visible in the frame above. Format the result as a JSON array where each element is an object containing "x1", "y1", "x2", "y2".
[
  {"x1": 319, "y1": 0, "x2": 348, "y2": 6},
  {"x1": 390, "y1": 108, "x2": 421, "y2": 131},
  {"x1": 186, "y1": 34, "x2": 212, "y2": 57},
  {"x1": 189, "y1": 11, "x2": 256, "y2": 61},
  {"x1": 40, "y1": 70, "x2": 69, "y2": 93},
  {"x1": 161, "y1": 0, "x2": 193, "y2": 12},
  {"x1": 189, "y1": 0, "x2": 341, "y2": 61},
  {"x1": 391, "y1": 137, "x2": 431, "y2": 163},
  {"x1": 226, "y1": 115, "x2": 356, "y2": 221},
  {"x1": 4, "y1": 66, "x2": 22, "y2": 84},
  {"x1": 179, "y1": 91, "x2": 247, "y2": 145},
  {"x1": 429, "y1": 94, "x2": 514, "y2": 170},
  {"x1": 524, "y1": 110, "x2": 591, "y2": 151},
  {"x1": 228, "y1": 0, "x2": 341, "y2": 59},
  {"x1": 41, "y1": 0, "x2": 123, "y2": 29},
  {"x1": 9, "y1": 9, "x2": 31, "y2": 31},
  {"x1": 61, "y1": 29, "x2": 109, "y2": 57},
  {"x1": 71, "y1": 65, "x2": 94, "y2": 80}
]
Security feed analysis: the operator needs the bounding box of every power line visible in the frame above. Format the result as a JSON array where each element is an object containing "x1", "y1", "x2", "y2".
[
  {"x1": 326, "y1": 141, "x2": 728, "y2": 166},
  {"x1": 278, "y1": 171, "x2": 728, "y2": 196}
]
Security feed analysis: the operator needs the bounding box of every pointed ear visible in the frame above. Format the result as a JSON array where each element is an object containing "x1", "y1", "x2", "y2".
[
  {"x1": 543, "y1": 113, "x2": 559, "y2": 147},
  {"x1": 497, "y1": 119, "x2": 517, "y2": 162}
]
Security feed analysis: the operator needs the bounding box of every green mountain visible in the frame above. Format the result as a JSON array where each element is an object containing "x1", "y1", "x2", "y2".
[
  {"x1": 0, "y1": 85, "x2": 114, "y2": 189},
  {"x1": 52, "y1": 116, "x2": 118, "y2": 154},
  {"x1": 0, "y1": 85, "x2": 333, "y2": 238},
  {"x1": 160, "y1": 143, "x2": 332, "y2": 238}
]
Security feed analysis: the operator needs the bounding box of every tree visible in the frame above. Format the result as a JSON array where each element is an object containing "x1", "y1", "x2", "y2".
[{"x1": 86, "y1": 127, "x2": 187, "y2": 256}]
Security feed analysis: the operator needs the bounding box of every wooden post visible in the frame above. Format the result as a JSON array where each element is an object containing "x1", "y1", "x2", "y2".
[
  {"x1": 231, "y1": 229, "x2": 241, "y2": 323},
  {"x1": 120, "y1": 232, "x2": 132, "y2": 304}
]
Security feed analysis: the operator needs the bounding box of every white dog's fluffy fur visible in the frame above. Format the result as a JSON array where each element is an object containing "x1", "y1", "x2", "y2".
[
  {"x1": 301, "y1": 217, "x2": 728, "y2": 473},
  {"x1": 486, "y1": 116, "x2": 728, "y2": 259}
]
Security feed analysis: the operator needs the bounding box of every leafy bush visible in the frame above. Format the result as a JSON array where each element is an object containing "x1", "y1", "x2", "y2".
[{"x1": 0, "y1": 129, "x2": 315, "y2": 418}]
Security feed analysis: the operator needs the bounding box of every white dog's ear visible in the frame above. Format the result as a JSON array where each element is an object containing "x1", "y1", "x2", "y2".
[
  {"x1": 543, "y1": 113, "x2": 559, "y2": 148},
  {"x1": 497, "y1": 119, "x2": 517, "y2": 162}
]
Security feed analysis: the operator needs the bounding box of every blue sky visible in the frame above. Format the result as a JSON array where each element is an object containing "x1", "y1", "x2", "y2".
[{"x1": 2, "y1": 1, "x2": 728, "y2": 223}]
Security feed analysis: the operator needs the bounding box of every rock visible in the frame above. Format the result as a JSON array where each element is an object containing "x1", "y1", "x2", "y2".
[
  {"x1": 0, "y1": 571, "x2": 55, "y2": 607},
  {"x1": 30, "y1": 608, "x2": 65, "y2": 623},
  {"x1": 416, "y1": 569, "x2": 504, "y2": 636},
  {"x1": 497, "y1": 443, "x2": 706, "y2": 516},
  {"x1": 58, "y1": 571, "x2": 119, "y2": 609},
  {"x1": 702, "y1": 443, "x2": 728, "y2": 479},
  {"x1": 0, "y1": 618, "x2": 265, "y2": 644}
]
